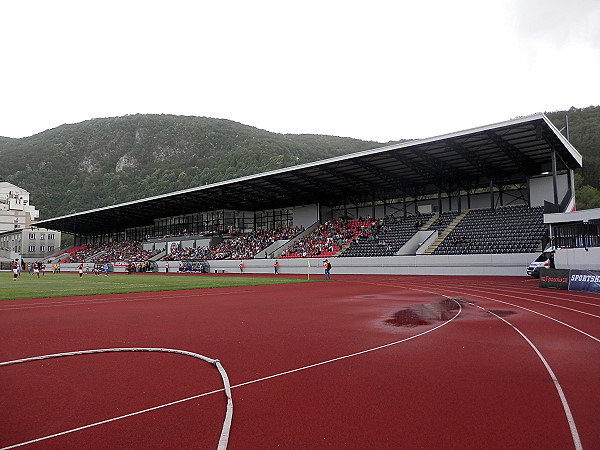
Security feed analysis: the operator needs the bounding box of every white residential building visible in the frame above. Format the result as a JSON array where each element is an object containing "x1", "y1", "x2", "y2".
[
  {"x1": 0, "y1": 182, "x2": 61, "y2": 262},
  {"x1": 0, "y1": 182, "x2": 40, "y2": 232}
]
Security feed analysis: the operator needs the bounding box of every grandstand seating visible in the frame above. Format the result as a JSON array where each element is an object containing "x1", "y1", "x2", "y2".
[
  {"x1": 341, "y1": 214, "x2": 435, "y2": 257},
  {"x1": 67, "y1": 241, "x2": 160, "y2": 263},
  {"x1": 429, "y1": 211, "x2": 461, "y2": 231},
  {"x1": 68, "y1": 206, "x2": 547, "y2": 262},
  {"x1": 432, "y1": 205, "x2": 545, "y2": 255},
  {"x1": 164, "y1": 227, "x2": 302, "y2": 260},
  {"x1": 281, "y1": 219, "x2": 358, "y2": 258}
]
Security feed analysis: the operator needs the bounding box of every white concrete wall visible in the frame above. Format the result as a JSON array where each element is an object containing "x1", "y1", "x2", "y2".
[
  {"x1": 555, "y1": 247, "x2": 600, "y2": 271},
  {"x1": 141, "y1": 253, "x2": 538, "y2": 276},
  {"x1": 51, "y1": 251, "x2": 594, "y2": 276},
  {"x1": 530, "y1": 173, "x2": 569, "y2": 207},
  {"x1": 293, "y1": 204, "x2": 319, "y2": 228}
]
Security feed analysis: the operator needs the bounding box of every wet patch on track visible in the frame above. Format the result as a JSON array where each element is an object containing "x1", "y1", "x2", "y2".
[{"x1": 384, "y1": 298, "x2": 459, "y2": 327}]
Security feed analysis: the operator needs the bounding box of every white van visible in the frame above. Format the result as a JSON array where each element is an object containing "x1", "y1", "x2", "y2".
[{"x1": 527, "y1": 251, "x2": 555, "y2": 278}]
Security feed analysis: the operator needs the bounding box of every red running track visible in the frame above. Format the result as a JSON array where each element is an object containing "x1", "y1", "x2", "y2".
[{"x1": 0, "y1": 275, "x2": 598, "y2": 449}]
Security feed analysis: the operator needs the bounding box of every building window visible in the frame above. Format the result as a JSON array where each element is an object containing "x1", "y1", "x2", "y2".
[
  {"x1": 48, "y1": 234, "x2": 55, "y2": 240},
  {"x1": 29, "y1": 233, "x2": 36, "y2": 239},
  {"x1": 40, "y1": 246, "x2": 45, "y2": 252},
  {"x1": 40, "y1": 234, "x2": 45, "y2": 240},
  {"x1": 48, "y1": 245, "x2": 55, "y2": 252},
  {"x1": 28, "y1": 246, "x2": 35, "y2": 252}
]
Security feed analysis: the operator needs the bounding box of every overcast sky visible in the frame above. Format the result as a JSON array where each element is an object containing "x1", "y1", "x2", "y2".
[{"x1": 1, "y1": 0, "x2": 599, "y2": 142}]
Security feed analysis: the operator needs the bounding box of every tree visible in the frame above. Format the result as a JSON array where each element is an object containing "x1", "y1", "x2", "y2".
[
  {"x1": 575, "y1": 173, "x2": 600, "y2": 210},
  {"x1": 576, "y1": 185, "x2": 600, "y2": 210}
]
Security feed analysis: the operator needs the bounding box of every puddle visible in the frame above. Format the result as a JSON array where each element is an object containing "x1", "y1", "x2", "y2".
[{"x1": 384, "y1": 299, "x2": 459, "y2": 327}]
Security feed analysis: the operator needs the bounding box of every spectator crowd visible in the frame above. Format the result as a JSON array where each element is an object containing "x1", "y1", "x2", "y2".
[
  {"x1": 163, "y1": 226, "x2": 303, "y2": 261},
  {"x1": 67, "y1": 241, "x2": 160, "y2": 263},
  {"x1": 281, "y1": 219, "x2": 359, "y2": 258}
]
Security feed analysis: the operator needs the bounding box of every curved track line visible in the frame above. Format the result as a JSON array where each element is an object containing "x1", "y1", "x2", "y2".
[
  {"x1": 0, "y1": 348, "x2": 233, "y2": 450},
  {"x1": 232, "y1": 298, "x2": 462, "y2": 390},
  {"x1": 469, "y1": 303, "x2": 583, "y2": 450},
  {"x1": 439, "y1": 284, "x2": 600, "y2": 308},
  {"x1": 0, "y1": 301, "x2": 462, "y2": 449},
  {"x1": 361, "y1": 280, "x2": 600, "y2": 343},
  {"x1": 420, "y1": 284, "x2": 600, "y2": 318},
  {"x1": 352, "y1": 279, "x2": 586, "y2": 450}
]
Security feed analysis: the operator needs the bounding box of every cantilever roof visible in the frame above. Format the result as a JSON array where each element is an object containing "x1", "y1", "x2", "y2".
[{"x1": 35, "y1": 114, "x2": 582, "y2": 235}]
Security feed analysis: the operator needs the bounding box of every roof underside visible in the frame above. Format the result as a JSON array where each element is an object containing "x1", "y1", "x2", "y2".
[{"x1": 35, "y1": 114, "x2": 582, "y2": 236}]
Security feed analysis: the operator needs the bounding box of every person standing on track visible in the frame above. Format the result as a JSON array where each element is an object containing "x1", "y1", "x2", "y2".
[
  {"x1": 323, "y1": 259, "x2": 331, "y2": 280},
  {"x1": 78, "y1": 263, "x2": 84, "y2": 278},
  {"x1": 239, "y1": 260, "x2": 244, "y2": 273},
  {"x1": 274, "y1": 260, "x2": 279, "y2": 274},
  {"x1": 165, "y1": 261, "x2": 169, "y2": 273}
]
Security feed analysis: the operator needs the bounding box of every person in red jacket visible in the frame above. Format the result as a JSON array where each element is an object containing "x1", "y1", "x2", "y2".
[{"x1": 274, "y1": 260, "x2": 279, "y2": 274}]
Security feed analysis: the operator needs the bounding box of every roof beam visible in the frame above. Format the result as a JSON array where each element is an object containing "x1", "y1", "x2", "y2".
[{"x1": 485, "y1": 130, "x2": 540, "y2": 175}]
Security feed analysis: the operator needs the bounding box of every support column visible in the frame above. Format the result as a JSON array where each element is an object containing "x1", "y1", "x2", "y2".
[{"x1": 552, "y1": 150, "x2": 559, "y2": 205}]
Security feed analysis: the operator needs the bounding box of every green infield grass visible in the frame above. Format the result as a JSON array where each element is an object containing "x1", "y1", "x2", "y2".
[{"x1": 1, "y1": 272, "x2": 316, "y2": 301}]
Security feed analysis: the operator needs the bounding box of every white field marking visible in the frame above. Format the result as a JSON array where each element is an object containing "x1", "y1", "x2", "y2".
[
  {"x1": 0, "y1": 300, "x2": 462, "y2": 449},
  {"x1": 414, "y1": 284, "x2": 600, "y2": 318},
  {"x1": 0, "y1": 290, "x2": 257, "y2": 311},
  {"x1": 0, "y1": 348, "x2": 233, "y2": 450},
  {"x1": 354, "y1": 280, "x2": 600, "y2": 343},
  {"x1": 424, "y1": 282, "x2": 600, "y2": 308},
  {"x1": 470, "y1": 303, "x2": 583, "y2": 450},
  {"x1": 412, "y1": 282, "x2": 600, "y2": 320},
  {"x1": 231, "y1": 298, "x2": 462, "y2": 390},
  {"x1": 351, "y1": 279, "x2": 586, "y2": 450}
]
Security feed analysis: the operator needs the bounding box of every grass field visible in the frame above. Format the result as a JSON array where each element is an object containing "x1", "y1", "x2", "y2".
[{"x1": 0, "y1": 272, "x2": 315, "y2": 301}]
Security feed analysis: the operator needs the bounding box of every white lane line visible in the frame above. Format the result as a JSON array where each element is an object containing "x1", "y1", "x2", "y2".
[
  {"x1": 232, "y1": 299, "x2": 462, "y2": 390},
  {"x1": 357, "y1": 278, "x2": 587, "y2": 450},
  {"x1": 470, "y1": 303, "x2": 583, "y2": 450},
  {"x1": 0, "y1": 300, "x2": 462, "y2": 449},
  {"x1": 0, "y1": 348, "x2": 233, "y2": 450},
  {"x1": 428, "y1": 285, "x2": 600, "y2": 318},
  {"x1": 429, "y1": 283, "x2": 600, "y2": 308},
  {"x1": 358, "y1": 280, "x2": 600, "y2": 343}
]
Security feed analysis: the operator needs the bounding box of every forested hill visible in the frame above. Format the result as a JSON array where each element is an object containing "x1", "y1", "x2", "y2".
[
  {"x1": 0, "y1": 115, "x2": 387, "y2": 219},
  {"x1": 1, "y1": 106, "x2": 599, "y2": 219}
]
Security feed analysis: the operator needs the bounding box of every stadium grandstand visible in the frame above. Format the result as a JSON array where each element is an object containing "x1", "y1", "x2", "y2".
[{"x1": 35, "y1": 113, "x2": 597, "y2": 276}]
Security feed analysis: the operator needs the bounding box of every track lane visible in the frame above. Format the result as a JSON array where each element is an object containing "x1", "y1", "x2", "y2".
[{"x1": 1, "y1": 275, "x2": 598, "y2": 449}]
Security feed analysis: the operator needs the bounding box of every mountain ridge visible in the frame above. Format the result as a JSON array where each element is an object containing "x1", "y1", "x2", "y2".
[{"x1": 2, "y1": 107, "x2": 599, "y2": 218}]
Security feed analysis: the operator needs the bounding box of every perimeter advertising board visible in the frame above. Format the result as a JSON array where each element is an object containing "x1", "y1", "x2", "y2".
[
  {"x1": 540, "y1": 268, "x2": 600, "y2": 293},
  {"x1": 568, "y1": 270, "x2": 600, "y2": 294},
  {"x1": 539, "y1": 269, "x2": 569, "y2": 290}
]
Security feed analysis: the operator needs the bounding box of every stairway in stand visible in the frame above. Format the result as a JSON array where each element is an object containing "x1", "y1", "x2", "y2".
[{"x1": 422, "y1": 210, "x2": 469, "y2": 255}]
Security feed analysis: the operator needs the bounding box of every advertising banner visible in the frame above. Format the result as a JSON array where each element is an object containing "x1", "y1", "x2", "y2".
[
  {"x1": 568, "y1": 270, "x2": 600, "y2": 294},
  {"x1": 539, "y1": 269, "x2": 569, "y2": 290}
]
